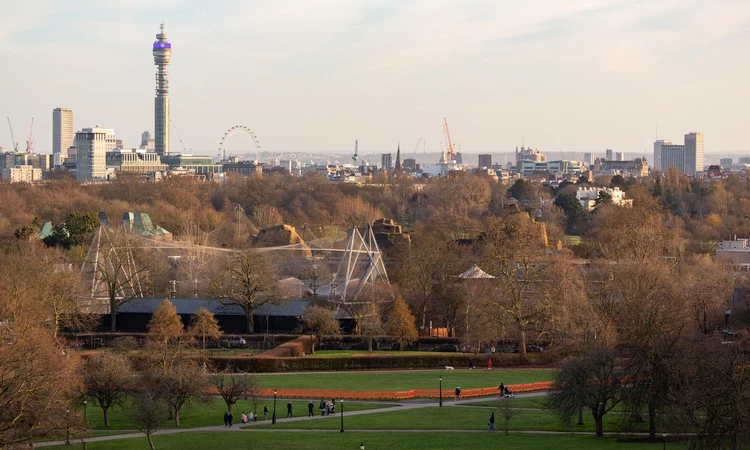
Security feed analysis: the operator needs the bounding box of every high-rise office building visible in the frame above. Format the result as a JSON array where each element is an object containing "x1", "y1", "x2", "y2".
[
  {"x1": 684, "y1": 132, "x2": 704, "y2": 176},
  {"x1": 53, "y1": 108, "x2": 74, "y2": 165},
  {"x1": 381, "y1": 153, "x2": 392, "y2": 170},
  {"x1": 661, "y1": 144, "x2": 685, "y2": 173},
  {"x1": 605, "y1": 149, "x2": 613, "y2": 161},
  {"x1": 75, "y1": 127, "x2": 110, "y2": 181},
  {"x1": 583, "y1": 153, "x2": 594, "y2": 165},
  {"x1": 720, "y1": 158, "x2": 733, "y2": 168},
  {"x1": 615, "y1": 152, "x2": 624, "y2": 161},
  {"x1": 153, "y1": 23, "x2": 172, "y2": 156},
  {"x1": 478, "y1": 154, "x2": 492, "y2": 169},
  {"x1": 653, "y1": 140, "x2": 671, "y2": 172}
]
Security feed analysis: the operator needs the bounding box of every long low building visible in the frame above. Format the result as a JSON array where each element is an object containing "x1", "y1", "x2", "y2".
[{"x1": 110, "y1": 298, "x2": 311, "y2": 334}]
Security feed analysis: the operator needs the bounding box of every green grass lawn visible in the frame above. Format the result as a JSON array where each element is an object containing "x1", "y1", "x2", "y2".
[
  {"x1": 255, "y1": 405, "x2": 639, "y2": 433},
  {"x1": 84, "y1": 398, "x2": 391, "y2": 430},
  {"x1": 462, "y1": 396, "x2": 548, "y2": 409},
  {"x1": 309, "y1": 350, "x2": 463, "y2": 358},
  {"x1": 255, "y1": 369, "x2": 553, "y2": 391},
  {"x1": 44, "y1": 431, "x2": 685, "y2": 449}
]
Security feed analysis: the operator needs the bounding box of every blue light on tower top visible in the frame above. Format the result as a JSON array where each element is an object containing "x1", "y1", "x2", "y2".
[{"x1": 153, "y1": 42, "x2": 172, "y2": 49}]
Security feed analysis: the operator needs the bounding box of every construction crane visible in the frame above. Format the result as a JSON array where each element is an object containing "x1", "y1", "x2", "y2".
[
  {"x1": 352, "y1": 139, "x2": 358, "y2": 162},
  {"x1": 442, "y1": 117, "x2": 456, "y2": 162},
  {"x1": 25, "y1": 117, "x2": 35, "y2": 153},
  {"x1": 6, "y1": 117, "x2": 19, "y2": 152},
  {"x1": 411, "y1": 137, "x2": 422, "y2": 159}
]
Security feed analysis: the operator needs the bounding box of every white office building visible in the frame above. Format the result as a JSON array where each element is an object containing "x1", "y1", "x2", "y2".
[{"x1": 75, "y1": 127, "x2": 111, "y2": 181}]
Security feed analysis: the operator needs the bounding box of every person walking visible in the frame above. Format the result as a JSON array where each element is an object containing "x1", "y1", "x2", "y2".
[
  {"x1": 287, "y1": 401, "x2": 293, "y2": 418},
  {"x1": 223, "y1": 411, "x2": 229, "y2": 427},
  {"x1": 241, "y1": 412, "x2": 248, "y2": 424},
  {"x1": 308, "y1": 400, "x2": 315, "y2": 417},
  {"x1": 498, "y1": 383, "x2": 504, "y2": 394},
  {"x1": 227, "y1": 411, "x2": 234, "y2": 427},
  {"x1": 454, "y1": 386, "x2": 462, "y2": 400},
  {"x1": 320, "y1": 397, "x2": 327, "y2": 416},
  {"x1": 263, "y1": 405, "x2": 269, "y2": 420},
  {"x1": 488, "y1": 412, "x2": 496, "y2": 432},
  {"x1": 487, "y1": 358, "x2": 492, "y2": 370}
]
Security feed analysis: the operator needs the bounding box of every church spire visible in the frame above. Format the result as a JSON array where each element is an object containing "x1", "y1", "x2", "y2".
[{"x1": 394, "y1": 142, "x2": 402, "y2": 172}]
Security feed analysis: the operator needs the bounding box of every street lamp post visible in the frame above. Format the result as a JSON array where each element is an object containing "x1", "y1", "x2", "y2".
[
  {"x1": 65, "y1": 409, "x2": 70, "y2": 445},
  {"x1": 272, "y1": 389, "x2": 277, "y2": 424},
  {"x1": 340, "y1": 398, "x2": 344, "y2": 433},
  {"x1": 663, "y1": 432, "x2": 667, "y2": 450},
  {"x1": 439, "y1": 377, "x2": 443, "y2": 407},
  {"x1": 82, "y1": 399, "x2": 88, "y2": 450}
]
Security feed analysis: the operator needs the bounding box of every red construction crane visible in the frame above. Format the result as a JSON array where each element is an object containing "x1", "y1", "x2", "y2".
[{"x1": 443, "y1": 117, "x2": 456, "y2": 162}]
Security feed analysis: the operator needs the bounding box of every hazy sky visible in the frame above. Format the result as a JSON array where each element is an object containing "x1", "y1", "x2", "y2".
[{"x1": 1, "y1": 0, "x2": 748, "y2": 157}]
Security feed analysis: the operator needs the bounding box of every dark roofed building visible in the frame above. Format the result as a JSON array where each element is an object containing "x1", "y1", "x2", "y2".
[{"x1": 111, "y1": 298, "x2": 310, "y2": 334}]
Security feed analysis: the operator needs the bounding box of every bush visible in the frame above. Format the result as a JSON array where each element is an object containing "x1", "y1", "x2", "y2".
[
  {"x1": 256, "y1": 336, "x2": 312, "y2": 358},
  {"x1": 112, "y1": 336, "x2": 140, "y2": 352}
]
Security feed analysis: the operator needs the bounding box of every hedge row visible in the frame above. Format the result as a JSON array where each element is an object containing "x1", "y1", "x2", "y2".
[
  {"x1": 206, "y1": 353, "x2": 553, "y2": 373},
  {"x1": 255, "y1": 336, "x2": 313, "y2": 358}
]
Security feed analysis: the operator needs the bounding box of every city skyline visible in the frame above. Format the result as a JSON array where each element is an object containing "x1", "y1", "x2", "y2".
[{"x1": 1, "y1": 1, "x2": 748, "y2": 155}]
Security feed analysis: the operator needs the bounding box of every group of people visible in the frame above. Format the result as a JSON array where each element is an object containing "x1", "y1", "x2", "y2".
[
  {"x1": 225, "y1": 405, "x2": 270, "y2": 426},
  {"x1": 313, "y1": 398, "x2": 336, "y2": 416},
  {"x1": 240, "y1": 411, "x2": 259, "y2": 423}
]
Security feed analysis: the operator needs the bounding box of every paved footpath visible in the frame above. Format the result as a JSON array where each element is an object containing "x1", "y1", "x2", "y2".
[{"x1": 35, "y1": 391, "x2": 550, "y2": 448}]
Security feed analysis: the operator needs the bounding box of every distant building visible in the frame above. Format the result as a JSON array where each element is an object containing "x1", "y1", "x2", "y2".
[
  {"x1": 223, "y1": 161, "x2": 263, "y2": 176},
  {"x1": 403, "y1": 158, "x2": 417, "y2": 171},
  {"x1": 706, "y1": 165, "x2": 723, "y2": 178},
  {"x1": 739, "y1": 157, "x2": 750, "y2": 165},
  {"x1": 597, "y1": 158, "x2": 649, "y2": 178},
  {"x1": 478, "y1": 154, "x2": 492, "y2": 169},
  {"x1": 615, "y1": 152, "x2": 624, "y2": 161},
  {"x1": 720, "y1": 158, "x2": 733, "y2": 169},
  {"x1": 653, "y1": 140, "x2": 670, "y2": 172},
  {"x1": 576, "y1": 186, "x2": 632, "y2": 211},
  {"x1": 75, "y1": 127, "x2": 110, "y2": 181},
  {"x1": 107, "y1": 148, "x2": 168, "y2": 174},
  {"x1": 583, "y1": 152, "x2": 594, "y2": 165},
  {"x1": 160, "y1": 154, "x2": 222, "y2": 176},
  {"x1": 3, "y1": 165, "x2": 42, "y2": 183},
  {"x1": 140, "y1": 131, "x2": 155, "y2": 150},
  {"x1": 661, "y1": 144, "x2": 685, "y2": 173},
  {"x1": 516, "y1": 146, "x2": 546, "y2": 164},
  {"x1": 684, "y1": 132, "x2": 704, "y2": 176},
  {"x1": 716, "y1": 238, "x2": 750, "y2": 268},
  {"x1": 381, "y1": 153, "x2": 392, "y2": 170},
  {"x1": 454, "y1": 152, "x2": 463, "y2": 164},
  {"x1": 653, "y1": 133, "x2": 703, "y2": 175},
  {"x1": 52, "y1": 108, "x2": 74, "y2": 166},
  {"x1": 605, "y1": 149, "x2": 614, "y2": 161}
]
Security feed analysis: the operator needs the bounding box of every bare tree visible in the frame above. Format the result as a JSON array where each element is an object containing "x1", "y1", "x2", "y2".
[
  {"x1": 482, "y1": 214, "x2": 559, "y2": 357},
  {"x1": 129, "y1": 390, "x2": 167, "y2": 450},
  {"x1": 547, "y1": 344, "x2": 624, "y2": 437},
  {"x1": 499, "y1": 399, "x2": 522, "y2": 436},
  {"x1": 334, "y1": 196, "x2": 382, "y2": 231},
  {"x1": 211, "y1": 372, "x2": 259, "y2": 414},
  {"x1": 252, "y1": 204, "x2": 284, "y2": 230},
  {"x1": 89, "y1": 229, "x2": 156, "y2": 331},
  {"x1": 83, "y1": 352, "x2": 133, "y2": 427},
  {"x1": 147, "y1": 359, "x2": 208, "y2": 427},
  {"x1": 299, "y1": 306, "x2": 340, "y2": 353},
  {"x1": 210, "y1": 249, "x2": 279, "y2": 334}
]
